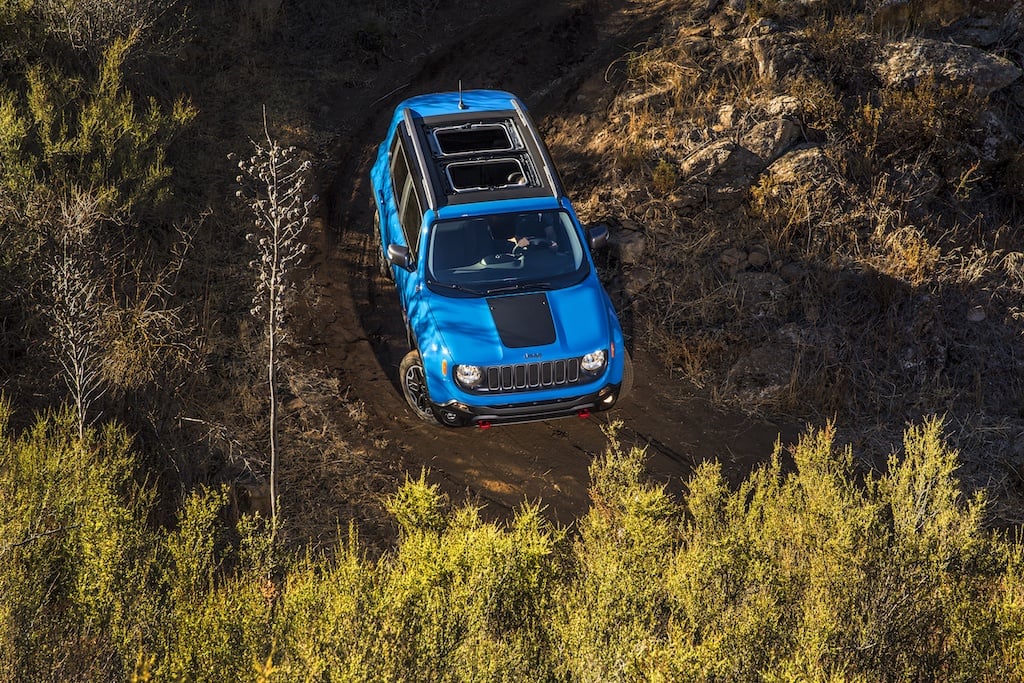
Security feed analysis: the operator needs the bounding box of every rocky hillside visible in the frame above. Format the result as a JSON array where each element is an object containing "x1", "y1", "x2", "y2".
[{"x1": 551, "y1": 0, "x2": 1024, "y2": 521}]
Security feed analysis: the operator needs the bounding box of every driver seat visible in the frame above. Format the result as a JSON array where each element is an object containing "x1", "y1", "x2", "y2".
[
  {"x1": 514, "y1": 213, "x2": 558, "y2": 246},
  {"x1": 487, "y1": 216, "x2": 516, "y2": 250}
]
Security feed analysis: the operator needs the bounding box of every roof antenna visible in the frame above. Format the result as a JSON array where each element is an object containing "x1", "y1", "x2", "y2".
[{"x1": 458, "y1": 80, "x2": 467, "y2": 110}]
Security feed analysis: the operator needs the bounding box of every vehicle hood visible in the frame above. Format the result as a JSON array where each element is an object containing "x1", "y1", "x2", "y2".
[{"x1": 428, "y1": 284, "x2": 610, "y2": 364}]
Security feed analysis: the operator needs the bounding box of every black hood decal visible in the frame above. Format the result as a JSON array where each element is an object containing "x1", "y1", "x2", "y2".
[{"x1": 487, "y1": 293, "x2": 556, "y2": 348}]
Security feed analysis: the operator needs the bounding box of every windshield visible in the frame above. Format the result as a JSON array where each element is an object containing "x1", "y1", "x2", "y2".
[{"x1": 425, "y1": 210, "x2": 589, "y2": 296}]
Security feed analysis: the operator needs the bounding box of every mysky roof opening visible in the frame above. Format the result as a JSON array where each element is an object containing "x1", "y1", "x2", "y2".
[
  {"x1": 433, "y1": 123, "x2": 514, "y2": 156},
  {"x1": 446, "y1": 158, "x2": 526, "y2": 193},
  {"x1": 400, "y1": 93, "x2": 562, "y2": 208}
]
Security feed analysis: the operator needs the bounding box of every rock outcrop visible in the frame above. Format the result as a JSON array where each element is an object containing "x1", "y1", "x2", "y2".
[
  {"x1": 875, "y1": 37, "x2": 1022, "y2": 96},
  {"x1": 676, "y1": 140, "x2": 764, "y2": 210}
]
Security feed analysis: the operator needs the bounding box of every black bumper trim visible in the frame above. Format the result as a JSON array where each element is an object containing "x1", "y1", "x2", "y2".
[{"x1": 436, "y1": 384, "x2": 621, "y2": 426}]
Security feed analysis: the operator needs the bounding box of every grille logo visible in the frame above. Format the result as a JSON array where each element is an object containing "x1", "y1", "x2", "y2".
[{"x1": 524, "y1": 352, "x2": 542, "y2": 359}]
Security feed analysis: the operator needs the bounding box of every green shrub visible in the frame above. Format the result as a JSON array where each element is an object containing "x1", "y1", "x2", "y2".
[
  {"x1": 554, "y1": 423, "x2": 678, "y2": 681},
  {"x1": 0, "y1": 33, "x2": 194, "y2": 217},
  {"x1": 652, "y1": 157, "x2": 678, "y2": 195},
  {"x1": 552, "y1": 420, "x2": 1024, "y2": 681},
  {"x1": 1, "y1": 403, "x2": 1022, "y2": 681},
  {"x1": 0, "y1": 400, "x2": 155, "y2": 681}
]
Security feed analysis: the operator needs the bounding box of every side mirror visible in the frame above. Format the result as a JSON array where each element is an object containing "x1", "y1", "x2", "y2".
[
  {"x1": 587, "y1": 224, "x2": 609, "y2": 250},
  {"x1": 387, "y1": 244, "x2": 414, "y2": 270}
]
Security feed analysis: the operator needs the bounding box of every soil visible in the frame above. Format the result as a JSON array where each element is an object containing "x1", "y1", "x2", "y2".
[{"x1": 252, "y1": 0, "x2": 799, "y2": 534}]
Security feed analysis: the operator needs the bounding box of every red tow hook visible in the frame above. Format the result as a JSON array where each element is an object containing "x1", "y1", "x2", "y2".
[
  {"x1": 577, "y1": 409, "x2": 591, "y2": 419},
  {"x1": 477, "y1": 420, "x2": 492, "y2": 430}
]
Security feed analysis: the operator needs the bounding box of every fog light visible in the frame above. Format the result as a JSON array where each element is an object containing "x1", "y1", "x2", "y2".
[{"x1": 602, "y1": 393, "x2": 616, "y2": 405}]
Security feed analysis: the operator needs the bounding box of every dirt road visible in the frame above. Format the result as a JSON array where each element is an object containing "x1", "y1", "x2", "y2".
[{"x1": 289, "y1": 0, "x2": 796, "y2": 524}]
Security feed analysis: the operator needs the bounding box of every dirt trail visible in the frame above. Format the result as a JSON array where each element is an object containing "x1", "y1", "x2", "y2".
[{"x1": 293, "y1": 0, "x2": 798, "y2": 523}]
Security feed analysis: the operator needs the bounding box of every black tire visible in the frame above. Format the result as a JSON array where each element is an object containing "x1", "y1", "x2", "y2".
[
  {"x1": 619, "y1": 348, "x2": 634, "y2": 401},
  {"x1": 399, "y1": 350, "x2": 439, "y2": 424},
  {"x1": 373, "y1": 210, "x2": 392, "y2": 280}
]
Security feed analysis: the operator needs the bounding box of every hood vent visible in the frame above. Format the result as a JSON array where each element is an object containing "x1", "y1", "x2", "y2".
[{"x1": 487, "y1": 293, "x2": 556, "y2": 348}]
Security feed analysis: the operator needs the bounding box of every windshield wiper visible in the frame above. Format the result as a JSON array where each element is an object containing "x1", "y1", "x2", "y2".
[
  {"x1": 486, "y1": 281, "x2": 555, "y2": 295},
  {"x1": 429, "y1": 280, "x2": 478, "y2": 294}
]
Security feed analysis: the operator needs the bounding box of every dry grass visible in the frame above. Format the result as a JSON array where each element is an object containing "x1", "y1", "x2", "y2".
[{"x1": 569, "y1": 0, "x2": 1024, "y2": 518}]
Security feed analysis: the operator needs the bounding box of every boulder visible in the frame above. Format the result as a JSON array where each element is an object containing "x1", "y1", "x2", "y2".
[
  {"x1": 608, "y1": 219, "x2": 647, "y2": 266},
  {"x1": 713, "y1": 103, "x2": 738, "y2": 132},
  {"x1": 875, "y1": 38, "x2": 1022, "y2": 97},
  {"x1": 677, "y1": 140, "x2": 765, "y2": 210},
  {"x1": 720, "y1": 247, "x2": 748, "y2": 268},
  {"x1": 623, "y1": 266, "x2": 654, "y2": 298},
  {"x1": 734, "y1": 271, "x2": 785, "y2": 309},
  {"x1": 725, "y1": 342, "x2": 795, "y2": 405},
  {"x1": 743, "y1": 33, "x2": 814, "y2": 82},
  {"x1": 747, "y1": 244, "x2": 770, "y2": 268},
  {"x1": 719, "y1": 247, "x2": 749, "y2": 278},
  {"x1": 765, "y1": 94, "x2": 802, "y2": 118},
  {"x1": 760, "y1": 145, "x2": 832, "y2": 189},
  {"x1": 979, "y1": 109, "x2": 1016, "y2": 162},
  {"x1": 778, "y1": 262, "x2": 807, "y2": 284},
  {"x1": 741, "y1": 118, "x2": 802, "y2": 164},
  {"x1": 952, "y1": 16, "x2": 1005, "y2": 48}
]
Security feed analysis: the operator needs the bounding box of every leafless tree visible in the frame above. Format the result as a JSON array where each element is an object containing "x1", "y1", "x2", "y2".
[
  {"x1": 31, "y1": 0, "x2": 185, "y2": 58},
  {"x1": 14, "y1": 179, "x2": 200, "y2": 442},
  {"x1": 44, "y1": 188, "x2": 110, "y2": 441},
  {"x1": 233, "y1": 108, "x2": 314, "y2": 526}
]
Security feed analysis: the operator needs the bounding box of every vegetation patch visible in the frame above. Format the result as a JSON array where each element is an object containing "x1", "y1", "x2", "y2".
[{"x1": 2, "y1": 409, "x2": 1022, "y2": 680}]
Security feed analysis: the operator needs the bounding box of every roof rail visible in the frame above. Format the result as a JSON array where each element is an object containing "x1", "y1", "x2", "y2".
[
  {"x1": 402, "y1": 107, "x2": 437, "y2": 212},
  {"x1": 510, "y1": 98, "x2": 561, "y2": 199}
]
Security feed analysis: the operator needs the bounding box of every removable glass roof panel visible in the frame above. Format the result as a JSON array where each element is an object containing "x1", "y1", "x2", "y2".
[
  {"x1": 446, "y1": 158, "x2": 525, "y2": 192},
  {"x1": 433, "y1": 123, "x2": 514, "y2": 155},
  {"x1": 412, "y1": 109, "x2": 556, "y2": 206}
]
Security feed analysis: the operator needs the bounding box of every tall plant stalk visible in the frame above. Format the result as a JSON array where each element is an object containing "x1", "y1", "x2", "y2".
[{"x1": 233, "y1": 108, "x2": 313, "y2": 526}]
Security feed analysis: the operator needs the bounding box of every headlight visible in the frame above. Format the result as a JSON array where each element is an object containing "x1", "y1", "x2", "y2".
[
  {"x1": 581, "y1": 349, "x2": 607, "y2": 374},
  {"x1": 454, "y1": 364, "x2": 483, "y2": 389}
]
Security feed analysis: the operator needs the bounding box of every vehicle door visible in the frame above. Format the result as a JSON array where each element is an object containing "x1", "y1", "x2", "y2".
[{"x1": 387, "y1": 129, "x2": 427, "y2": 314}]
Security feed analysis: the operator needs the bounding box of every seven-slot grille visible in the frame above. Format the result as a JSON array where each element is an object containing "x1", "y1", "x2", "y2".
[{"x1": 472, "y1": 357, "x2": 598, "y2": 394}]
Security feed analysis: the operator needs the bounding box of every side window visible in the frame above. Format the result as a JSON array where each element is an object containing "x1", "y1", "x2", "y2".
[
  {"x1": 391, "y1": 129, "x2": 423, "y2": 256},
  {"x1": 390, "y1": 135, "x2": 410, "y2": 201},
  {"x1": 398, "y1": 176, "x2": 422, "y2": 256}
]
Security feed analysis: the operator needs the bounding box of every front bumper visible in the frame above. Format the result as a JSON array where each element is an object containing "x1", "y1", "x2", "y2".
[{"x1": 433, "y1": 382, "x2": 622, "y2": 427}]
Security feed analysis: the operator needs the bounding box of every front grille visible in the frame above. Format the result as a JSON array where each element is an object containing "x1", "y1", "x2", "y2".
[{"x1": 473, "y1": 357, "x2": 596, "y2": 394}]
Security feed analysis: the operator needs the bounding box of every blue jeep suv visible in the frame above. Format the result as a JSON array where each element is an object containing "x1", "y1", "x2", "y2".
[{"x1": 370, "y1": 89, "x2": 632, "y2": 427}]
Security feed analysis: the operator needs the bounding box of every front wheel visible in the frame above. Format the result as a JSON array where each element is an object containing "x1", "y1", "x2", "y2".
[
  {"x1": 619, "y1": 348, "x2": 634, "y2": 401},
  {"x1": 399, "y1": 350, "x2": 439, "y2": 424}
]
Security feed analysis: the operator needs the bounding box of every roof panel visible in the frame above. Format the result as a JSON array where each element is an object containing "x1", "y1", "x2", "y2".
[{"x1": 397, "y1": 90, "x2": 560, "y2": 209}]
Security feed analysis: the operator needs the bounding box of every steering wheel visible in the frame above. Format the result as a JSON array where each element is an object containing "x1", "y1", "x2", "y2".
[{"x1": 517, "y1": 238, "x2": 555, "y2": 253}]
